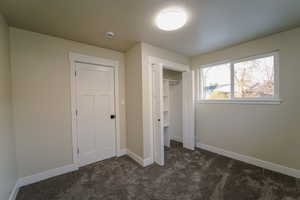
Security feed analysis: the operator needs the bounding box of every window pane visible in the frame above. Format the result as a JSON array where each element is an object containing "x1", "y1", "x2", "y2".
[
  {"x1": 202, "y1": 63, "x2": 231, "y2": 99},
  {"x1": 234, "y1": 56, "x2": 274, "y2": 98}
]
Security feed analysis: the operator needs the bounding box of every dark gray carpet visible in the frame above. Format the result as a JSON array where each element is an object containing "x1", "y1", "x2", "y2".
[{"x1": 17, "y1": 141, "x2": 300, "y2": 200}]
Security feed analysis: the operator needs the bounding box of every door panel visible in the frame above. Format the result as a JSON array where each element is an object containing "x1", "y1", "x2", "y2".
[
  {"x1": 76, "y1": 63, "x2": 116, "y2": 167},
  {"x1": 78, "y1": 95, "x2": 96, "y2": 160},
  {"x1": 152, "y1": 64, "x2": 164, "y2": 166},
  {"x1": 182, "y1": 71, "x2": 195, "y2": 150}
]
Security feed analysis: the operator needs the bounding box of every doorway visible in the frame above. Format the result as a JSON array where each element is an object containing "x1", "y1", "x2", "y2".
[
  {"x1": 163, "y1": 69, "x2": 183, "y2": 148},
  {"x1": 150, "y1": 58, "x2": 195, "y2": 166},
  {"x1": 70, "y1": 53, "x2": 121, "y2": 168}
]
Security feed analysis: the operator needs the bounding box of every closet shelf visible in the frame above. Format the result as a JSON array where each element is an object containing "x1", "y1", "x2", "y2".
[
  {"x1": 163, "y1": 78, "x2": 170, "y2": 128},
  {"x1": 164, "y1": 79, "x2": 180, "y2": 85}
]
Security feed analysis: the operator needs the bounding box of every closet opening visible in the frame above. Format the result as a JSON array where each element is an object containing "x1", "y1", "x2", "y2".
[
  {"x1": 150, "y1": 58, "x2": 195, "y2": 166},
  {"x1": 163, "y1": 69, "x2": 183, "y2": 148}
]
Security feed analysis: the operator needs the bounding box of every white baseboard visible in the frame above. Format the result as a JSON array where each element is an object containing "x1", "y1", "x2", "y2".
[
  {"x1": 143, "y1": 157, "x2": 154, "y2": 167},
  {"x1": 197, "y1": 142, "x2": 300, "y2": 179},
  {"x1": 9, "y1": 150, "x2": 152, "y2": 200},
  {"x1": 8, "y1": 182, "x2": 19, "y2": 200},
  {"x1": 127, "y1": 149, "x2": 144, "y2": 166},
  {"x1": 17, "y1": 164, "x2": 78, "y2": 188},
  {"x1": 126, "y1": 149, "x2": 153, "y2": 167},
  {"x1": 117, "y1": 149, "x2": 127, "y2": 157}
]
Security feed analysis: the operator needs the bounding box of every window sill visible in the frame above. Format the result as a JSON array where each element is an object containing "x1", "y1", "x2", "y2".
[{"x1": 197, "y1": 99, "x2": 282, "y2": 105}]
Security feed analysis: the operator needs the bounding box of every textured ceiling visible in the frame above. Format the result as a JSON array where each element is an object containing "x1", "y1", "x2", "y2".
[{"x1": 0, "y1": 0, "x2": 300, "y2": 56}]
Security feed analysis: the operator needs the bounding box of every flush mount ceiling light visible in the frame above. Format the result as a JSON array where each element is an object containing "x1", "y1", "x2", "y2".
[{"x1": 155, "y1": 8, "x2": 187, "y2": 31}]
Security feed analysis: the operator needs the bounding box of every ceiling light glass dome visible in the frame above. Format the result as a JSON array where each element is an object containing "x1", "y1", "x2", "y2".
[{"x1": 155, "y1": 8, "x2": 188, "y2": 31}]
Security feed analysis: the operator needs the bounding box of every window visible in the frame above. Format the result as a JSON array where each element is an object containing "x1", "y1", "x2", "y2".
[
  {"x1": 199, "y1": 52, "x2": 280, "y2": 104},
  {"x1": 201, "y1": 63, "x2": 231, "y2": 99}
]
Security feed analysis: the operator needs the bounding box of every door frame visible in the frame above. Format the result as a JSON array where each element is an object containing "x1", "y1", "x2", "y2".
[
  {"x1": 148, "y1": 56, "x2": 190, "y2": 164},
  {"x1": 69, "y1": 52, "x2": 121, "y2": 167}
]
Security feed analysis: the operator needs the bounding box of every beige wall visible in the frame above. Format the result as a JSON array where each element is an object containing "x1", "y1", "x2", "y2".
[
  {"x1": 0, "y1": 14, "x2": 17, "y2": 200},
  {"x1": 10, "y1": 28, "x2": 127, "y2": 178},
  {"x1": 191, "y1": 27, "x2": 300, "y2": 170},
  {"x1": 141, "y1": 42, "x2": 189, "y2": 158},
  {"x1": 125, "y1": 43, "x2": 143, "y2": 157}
]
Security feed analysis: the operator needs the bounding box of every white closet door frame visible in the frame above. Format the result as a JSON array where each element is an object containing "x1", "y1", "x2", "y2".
[
  {"x1": 69, "y1": 52, "x2": 121, "y2": 167},
  {"x1": 148, "y1": 56, "x2": 191, "y2": 166}
]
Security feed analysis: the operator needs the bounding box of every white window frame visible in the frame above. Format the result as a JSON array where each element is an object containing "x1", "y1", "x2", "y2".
[{"x1": 198, "y1": 52, "x2": 281, "y2": 104}]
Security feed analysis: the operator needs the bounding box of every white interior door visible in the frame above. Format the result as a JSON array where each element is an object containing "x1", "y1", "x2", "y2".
[
  {"x1": 152, "y1": 64, "x2": 164, "y2": 166},
  {"x1": 182, "y1": 71, "x2": 195, "y2": 150},
  {"x1": 76, "y1": 62, "x2": 116, "y2": 167}
]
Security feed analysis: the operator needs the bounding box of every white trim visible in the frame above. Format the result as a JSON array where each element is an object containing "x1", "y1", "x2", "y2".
[
  {"x1": 148, "y1": 56, "x2": 189, "y2": 72},
  {"x1": 143, "y1": 157, "x2": 154, "y2": 167},
  {"x1": 194, "y1": 69, "x2": 201, "y2": 101},
  {"x1": 69, "y1": 52, "x2": 121, "y2": 167},
  {"x1": 9, "y1": 164, "x2": 78, "y2": 199},
  {"x1": 127, "y1": 149, "x2": 153, "y2": 167},
  {"x1": 127, "y1": 149, "x2": 144, "y2": 166},
  {"x1": 196, "y1": 143, "x2": 300, "y2": 179},
  {"x1": 8, "y1": 182, "x2": 19, "y2": 200},
  {"x1": 114, "y1": 64, "x2": 121, "y2": 160},
  {"x1": 198, "y1": 99, "x2": 282, "y2": 105},
  {"x1": 117, "y1": 149, "x2": 127, "y2": 157},
  {"x1": 17, "y1": 164, "x2": 78, "y2": 188}
]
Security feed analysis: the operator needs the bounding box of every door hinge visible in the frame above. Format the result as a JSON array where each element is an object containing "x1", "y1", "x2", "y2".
[
  {"x1": 75, "y1": 109, "x2": 78, "y2": 116},
  {"x1": 75, "y1": 71, "x2": 78, "y2": 76},
  {"x1": 77, "y1": 147, "x2": 79, "y2": 154}
]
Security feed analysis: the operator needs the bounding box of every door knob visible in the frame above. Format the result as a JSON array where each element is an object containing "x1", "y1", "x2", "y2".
[
  {"x1": 158, "y1": 119, "x2": 160, "y2": 122},
  {"x1": 110, "y1": 115, "x2": 115, "y2": 119}
]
